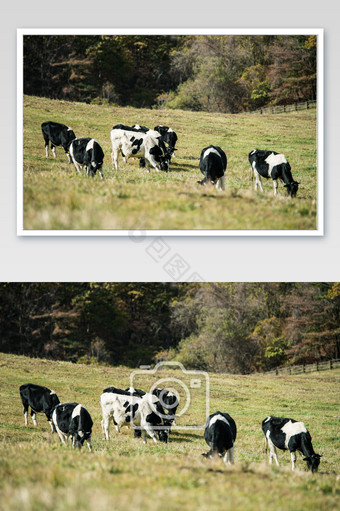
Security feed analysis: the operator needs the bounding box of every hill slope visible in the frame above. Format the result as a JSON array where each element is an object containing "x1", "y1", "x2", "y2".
[
  {"x1": 22, "y1": 96, "x2": 317, "y2": 230},
  {"x1": 0, "y1": 353, "x2": 339, "y2": 511}
]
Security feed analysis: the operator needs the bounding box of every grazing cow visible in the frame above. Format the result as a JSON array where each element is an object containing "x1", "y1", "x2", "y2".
[
  {"x1": 198, "y1": 146, "x2": 227, "y2": 191},
  {"x1": 110, "y1": 128, "x2": 170, "y2": 172},
  {"x1": 69, "y1": 138, "x2": 104, "y2": 178},
  {"x1": 100, "y1": 391, "x2": 171, "y2": 443},
  {"x1": 262, "y1": 416, "x2": 322, "y2": 472},
  {"x1": 154, "y1": 125, "x2": 178, "y2": 157},
  {"x1": 202, "y1": 411, "x2": 237, "y2": 464},
  {"x1": 41, "y1": 121, "x2": 76, "y2": 161},
  {"x1": 19, "y1": 383, "x2": 60, "y2": 430},
  {"x1": 248, "y1": 149, "x2": 299, "y2": 197},
  {"x1": 52, "y1": 402, "x2": 93, "y2": 451}
]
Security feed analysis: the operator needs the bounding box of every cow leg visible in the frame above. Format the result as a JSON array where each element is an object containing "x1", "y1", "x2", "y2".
[
  {"x1": 224, "y1": 446, "x2": 234, "y2": 465},
  {"x1": 290, "y1": 451, "x2": 297, "y2": 471},
  {"x1": 216, "y1": 176, "x2": 225, "y2": 191},
  {"x1": 51, "y1": 145, "x2": 56, "y2": 158},
  {"x1": 99, "y1": 169, "x2": 104, "y2": 180},
  {"x1": 273, "y1": 179, "x2": 278, "y2": 196},
  {"x1": 254, "y1": 170, "x2": 264, "y2": 192},
  {"x1": 22, "y1": 403, "x2": 29, "y2": 425},
  {"x1": 268, "y1": 438, "x2": 279, "y2": 466},
  {"x1": 45, "y1": 142, "x2": 49, "y2": 158},
  {"x1": 49, "y1": 421, "x2": 54, "y2": 433},
  {"x1": 66, "y1": 152, "x2": 72, "y2": 163},
  {"x1": 86, "y1": 437, "x2": 92, "y2": 452},
  {"x1": 73, "y1": 161, "x2": 82, "y2": 174},
  {"x1": 101, "y1": 415, "x2": 110, "y2": 440},
  {"x1": 141, "y1": 429, "x2": 147, "y2": 444},
  {"x1": 56, "y1": 428, "x2": 67, "y2": 446},
  {"x1": 148, "y1": 157, "x2": 159, "y2": 172},
  {"x1": 143, "y1": 423, "x2": 157, "y2": 443},
  {"x1": 31, "y1": 411, "x2": 38, "y2": 426},
  {"x1": 111, "y1": 151, "x2": 119, "y2": 171}
]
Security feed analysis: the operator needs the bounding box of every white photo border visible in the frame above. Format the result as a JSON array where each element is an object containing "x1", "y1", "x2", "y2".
[{"x1": 17, "y1": 28, "x2": 324, "y2": 237}]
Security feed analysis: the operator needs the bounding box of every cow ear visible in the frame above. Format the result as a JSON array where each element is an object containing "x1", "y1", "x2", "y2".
[{"x1": 303, "y1": 457, "x2": 311, "y2": 462}]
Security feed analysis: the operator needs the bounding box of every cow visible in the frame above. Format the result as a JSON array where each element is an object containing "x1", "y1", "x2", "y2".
[
  {"x1": 110, "y1": 128, "x2": 170, "y2": 172},
  {"x1": 100, "y1": 391, "x2": 171, "y2": 443},
  {"x1": 248, "y1": 149, "x2": 299, "y2": 197},
  {"x1": 154, "y1": 125, "x2": 178, "y2": 157},
  {"x1": 19, "y1": 383, "x2": 60, "y2": 430},
  {"x1": 52, "y1": 402, "x2": 93, "y2": 451},
  {"x1": 41, "y1": 121, "x2": 76, "y2": 162},
  {"x1": 198, "y1": 146, "x2": 227, "y2": 191},
  {"x1": 262, "y1": 416, "x2": 322, "y2": 472},
  {"x1": 69, "y1": 138, "x2": 104, "y2": 178},
  {"x1": 202, "y1": 411, "x2": 237, "y2": 464}
]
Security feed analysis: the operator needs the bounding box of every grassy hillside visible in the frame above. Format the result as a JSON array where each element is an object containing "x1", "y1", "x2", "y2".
[
  {"x1": 0, "y1": 353, "x2": 339, "y2": 511},
  {"x1": 22, "y1": 96, "x2": 317, "y2": 231}
]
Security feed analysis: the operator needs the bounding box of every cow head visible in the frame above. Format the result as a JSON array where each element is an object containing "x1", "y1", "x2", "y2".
[
  {"x1": 303, "y1": 453, "x2": 322, "y2": 472},
  {"x1": 87, "y1": 161, "x2": 103, "y2": 178},
  {"x1": 159, "y1": 153, "x2": 171, "y2": 172},
  {"x1": 284, "y1": 180, "x2": 299, "y2": 197}
]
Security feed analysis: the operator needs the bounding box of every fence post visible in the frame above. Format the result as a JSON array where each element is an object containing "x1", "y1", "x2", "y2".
[
  {"x1": 330, "y1": 360, "x2": 333, "y2": 370},
  {"x1": 275, "y1": 368, "x2": 278, "y2": 375},
  {"x1": 303, "y1": 364, "x2": 305, "y2": 373},
  {"x1": 316, "y1": 361, "x2": 319, "y2": 371},
  {"x1": 307, "y1": 100, "x2": 309, "y2": 109},
  {"x1": 289, "y1": 367, "x2": 291, "y2": 375}
]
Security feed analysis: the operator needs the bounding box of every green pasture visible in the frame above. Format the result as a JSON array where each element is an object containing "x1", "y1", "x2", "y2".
[
  {"x1": 0, "y1": 353, "x2": 339, "y2": 511},
  {"x1": 22, "y1": 96, "x2": 318, "y2": 230}
]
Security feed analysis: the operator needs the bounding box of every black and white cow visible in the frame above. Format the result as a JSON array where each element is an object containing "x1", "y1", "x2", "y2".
[
  {"x1": 52, "y1": 402, "x2": 93, "y2": 451},
  {"x1": 248, "y1": 149, "x2": 299, "y2": 197},
  {"x1": 202, "y1": 412, "x2": 237, "y2": 464},
  {"x1": 100, "y1": 391, "x2": 171, "y2": 443},
  {"x1": 110, "y1": 127, "x2": 170, "y2": 172},
  {"x1": 41, "y1": 121, "x2": 76, "y2": 161},
  {"x1": 19, "y1": 383, "x2": 60, "y2": 430},
  {"x1": 262, "y1": 416, "x2": 322, "y2": 472},
  {"x1": 69, "y1": 138, "x2": 104, "y2": 178},
  {"x1": 154, "y1": 126, "x2": 178, "y2": 157},
  {"x1": 198, "y1": 146, "x2": 227, "y2": 191}
]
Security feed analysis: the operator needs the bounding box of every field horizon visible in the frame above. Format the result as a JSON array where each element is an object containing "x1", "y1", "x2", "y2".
[
  {"x1": 0, "y1": 352, "x2": 339, "y2": 511},
  {"x1": 22, "y1": 95, "x2": 318, "y2": 231}
]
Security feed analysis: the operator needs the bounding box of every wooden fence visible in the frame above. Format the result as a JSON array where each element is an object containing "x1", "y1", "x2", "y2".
[
  {"x1": 261, "y1": 358, "x2": 340, "y2": 376},
  {"x1": 251, "y1": 100, "x2": 316, "y2": 115}
]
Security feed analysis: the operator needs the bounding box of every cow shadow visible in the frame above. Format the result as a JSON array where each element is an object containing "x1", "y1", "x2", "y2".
[
  {"x1": 170, "y1": 431, "x2": 202, "y2": 443},
  {"x1": 169, "y1": 162, "x2": 197, "y2": 172}
]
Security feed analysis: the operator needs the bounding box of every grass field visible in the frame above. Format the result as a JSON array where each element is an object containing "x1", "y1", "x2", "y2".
[
  {"x1": 22, "y1": 96, "x2": 318, "y2": 231},
  {"x1": 0, "y1": 353, "x2": 339, "y2": 511}
]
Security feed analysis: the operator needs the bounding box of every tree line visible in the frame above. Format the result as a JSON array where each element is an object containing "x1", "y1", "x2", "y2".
[
  {"x1": 23, "y1": 35, "x2": 317, "y2": 113},
  {"x1": 0, "y1": 283, "x2": 338, "y2": 374}
]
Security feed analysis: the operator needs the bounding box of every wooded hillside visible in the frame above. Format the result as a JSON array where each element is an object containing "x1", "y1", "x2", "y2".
[
  {"x1": 23, "y1": 35, "x2": 317, "y2": 113},
  {"x1": 0, "y1": 283, "x2": 338, "y2": 373}
]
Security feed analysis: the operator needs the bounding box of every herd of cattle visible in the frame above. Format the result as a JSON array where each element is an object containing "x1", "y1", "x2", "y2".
[
  {"x1": 19, "y1": 382, "x2": 321, "y2": 472},
  {"x1": 41, "y1": 120, "x2": 300, "y2": 197}
]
